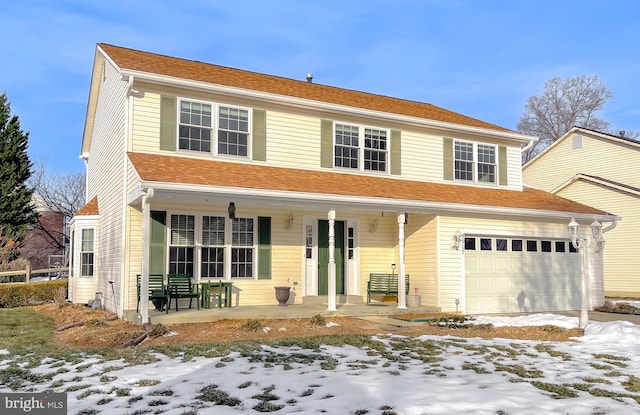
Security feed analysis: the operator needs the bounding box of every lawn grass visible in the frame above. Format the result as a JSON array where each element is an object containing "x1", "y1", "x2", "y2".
[{"x1": 0, "y1": 307, "x2": 56, "y2": 352}]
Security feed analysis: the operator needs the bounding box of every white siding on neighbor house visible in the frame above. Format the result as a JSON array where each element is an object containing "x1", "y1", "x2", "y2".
[
  {"x1": 131, "y1": 92, "x2": 161, "y2": 153},
  {"x1": 436, "y1": 215, "x2": 601, "y2": 313},
  {"x1": 524, "y1": 133, "x2": 640, "y2": 191},
  {"x1": 557, "y1": 180, "x2": 640, "y2": 297},
  {"x1": 83, "y1": 60, "x2": 128, "y2": 313}
]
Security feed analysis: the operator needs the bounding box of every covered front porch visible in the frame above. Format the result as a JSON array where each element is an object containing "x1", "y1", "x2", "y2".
[{"x1": 124, "y1": 297, "x2": 441, "y2": 325}]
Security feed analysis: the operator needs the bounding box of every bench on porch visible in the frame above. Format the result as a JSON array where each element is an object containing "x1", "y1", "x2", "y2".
[
  {"x1": 136, "y1": 274, "x2": 170, "y2": 313},
  {"x1": 367, "y1": 273, "x2": 410, "y2": 303},
  {"x1": 168, "y1": 273, "x2": 200, "y2": 311}
]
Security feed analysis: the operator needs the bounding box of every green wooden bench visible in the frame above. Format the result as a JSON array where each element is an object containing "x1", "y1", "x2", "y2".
[
  {"x1": 168, "y1": 273, "x2": 200, "y2": 311},
  {"x1": 136, "y1": 274, "x2": 170, "y2": 313},
  {"x1": 367, "y1": 273, "x2": 410, "y2": 303}
]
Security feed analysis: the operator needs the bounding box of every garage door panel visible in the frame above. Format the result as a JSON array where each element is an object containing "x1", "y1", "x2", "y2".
[{"x1": 465, "y1": 240, "x2": 580, "y2": 314}]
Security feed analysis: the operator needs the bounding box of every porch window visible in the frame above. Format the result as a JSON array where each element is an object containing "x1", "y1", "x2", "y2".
[
  {"x1": 305, "y1": 225, "x2": 313, "y2": 259},
  {"x1": 80, "y1": 228, "x2": 94, "y2": 277},
  {"x1": 334, "y1": 123, "x2": 388, "y2": 172},
  {"x1": 348, "y1": 227, "x2": 355, "y2": 259},
  {"x1": 231, "y1": 218, "x2": 254, "y2": 278},
  {"x1": 201, "y1": 216, "x2": 225, "y2": 278},
  {"x1": 169, "y1": 214, "x2": 195, "y2": 276}
]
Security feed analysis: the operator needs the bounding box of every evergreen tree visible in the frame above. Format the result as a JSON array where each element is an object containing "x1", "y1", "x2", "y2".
[{"x1": 0, "y1": 92, "x2": 37, "y2": 256}]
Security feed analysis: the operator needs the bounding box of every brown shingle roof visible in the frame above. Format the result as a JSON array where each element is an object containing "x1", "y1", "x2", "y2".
[
  {"x1": 76, "y1": 196, "x2": 99, "y2": 216},
  {"x1": 128, "y1": 153, "x2": 607, "y2": 216},
  {"x1": 99, "y1": 43, "x2": 511, "y2": 133}
]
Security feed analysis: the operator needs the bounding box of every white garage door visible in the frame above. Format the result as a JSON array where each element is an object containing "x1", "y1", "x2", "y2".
[{"x1": 465, "y1": 237, "x2": 581, "y2": 314}]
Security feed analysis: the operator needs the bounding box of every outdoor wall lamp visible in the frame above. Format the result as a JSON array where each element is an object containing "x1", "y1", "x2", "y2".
[
  {"x1": 452, "y1": 231, "x2": 464, "y2": 250},
  {"x1": 369, "y1": 217, "x2": 379, "y2": 233},
  {"x1": 285, "y1": 212, "x2": 294, "y2": 230},
  {"x1": 228, "y1": 202, "x2": 236, "y2": 219}
]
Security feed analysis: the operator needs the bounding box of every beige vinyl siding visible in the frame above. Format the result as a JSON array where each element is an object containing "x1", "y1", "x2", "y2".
[
  {"x1": 404, "y1": 214, "x2": 438, "y2": 307},
  {"x1": 265, "y1": 111, "x2": 320, "y2": 168},
  {"x1": 401, "y1": 131, "x2": 443, "y2": 182},
  {"x1": 131, "y1": 92, "x2": 161, "y2": 153},
  {"x1": 557, "y1": 181, "x2": 640, "y2": 297},
  {"x1": 125, "y1": 206, "x2": 143, "y2": 310},
  {"x1": 524, "y1": 133, "x2": 640, "y2": 191},
  {"x1": 83, "y1": 60, "x2": 128, "y2": 312},
  {"x1": 437, "y1": 215, "x2": 597, "y2": 313},
  {"x1": 358, "y1": 214, "x2": 402, "y2": 299}
]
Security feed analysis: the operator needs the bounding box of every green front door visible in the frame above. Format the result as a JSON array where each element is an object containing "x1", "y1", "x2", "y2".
[{"x1": 318, "y1": 220, "x2": 345, "y2": 295}]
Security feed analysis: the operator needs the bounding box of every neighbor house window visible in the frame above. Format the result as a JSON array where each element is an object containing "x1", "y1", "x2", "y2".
[
  {"x1": 201, "y1": 216, "x2": 225, "y2": 278},
  {"x1": 454, "y1": 140, "x2": 497, "y2": 183},
  {"x1": 334, "y1": 123, "x2": 388, "y2": 172},
  {"x1": 169, "y1": 214, "x2": 195, "y2": 276},
  {"x1": 231, "y1": 218, "x2": 254, "y2": 278},
  {"x1": 80, "y1": 229, "x2": 94, "y2": 277},
  {"x1": 178, "y1": 99, "x2": 250, "y2": 157}
]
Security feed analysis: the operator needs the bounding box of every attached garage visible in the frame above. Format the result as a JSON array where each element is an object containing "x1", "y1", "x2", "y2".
[{"x1": 464, "y1": 236, "x2": 581, "y2": 314}]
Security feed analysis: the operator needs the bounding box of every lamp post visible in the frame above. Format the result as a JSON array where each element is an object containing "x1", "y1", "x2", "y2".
[{"x1": 567, "y1": 217, "x2": 603, "y2": 329}]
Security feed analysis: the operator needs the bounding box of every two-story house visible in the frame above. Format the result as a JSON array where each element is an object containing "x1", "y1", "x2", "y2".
[
  {"x1": 70, "y1": 44, "x2": 616, "y2": 324},
  {"x1": 524, "y1": 127, "x2": 639, "y2": 298}
]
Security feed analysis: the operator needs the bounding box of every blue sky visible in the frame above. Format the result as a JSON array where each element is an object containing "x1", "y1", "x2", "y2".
[{"x1": 2, "y1": 0, "x2": 639, "y2": 174}]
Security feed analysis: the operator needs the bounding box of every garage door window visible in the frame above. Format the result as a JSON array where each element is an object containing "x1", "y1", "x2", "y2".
[
  {"x1": 464, "y1": 237, "x2": 476, "y2": 250},
  {"x1": 496, "y1": 239, "x2": 508, "y2": 251},
  {"x1": 526, "y1": 240, "x2": 537, "y2": 252},
  {"x1": 541, "y1": 240, "x2": 552, "y2": 252},
  {"x1": 512, "y1": 239, "x2": 523, "y2": 251},
  {"x1": 555, "y1": 241, "x2": 566, "y2": 252},
  {"x1": 480, "y1": 238, "x2": 492, "y2": 250}
]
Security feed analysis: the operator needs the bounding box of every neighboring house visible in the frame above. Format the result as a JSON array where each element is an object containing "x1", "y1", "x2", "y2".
[
  {"x1": 70, "y1": 44, "x2": 616, "y2": 323},
  {"x1": 21, "y1": 194, "x2": 66, "y2": 270},
  {"x1": 523, "y1": 127, "x2": 639, "y2": 298}
]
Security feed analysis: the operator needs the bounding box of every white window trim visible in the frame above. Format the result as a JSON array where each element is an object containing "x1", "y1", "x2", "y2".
[
  {"x1": 176, "y1": 97, "x2": 253, "y2": 159},
  {"x1": 79, "y1": 227, "x2": 96, "y2": 278},
  {"x1": 167, "y1": 211, "x2": 258, "y2": 281},
  {"x1": 333, "y1": 121, "x2": 390, "y2": 174},
  {"x1": 453, "y1": 139, "x2": 498, "y2": 184}
]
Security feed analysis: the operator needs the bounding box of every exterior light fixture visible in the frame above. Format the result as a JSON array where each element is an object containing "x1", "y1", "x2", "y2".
[
  {"x1": 369, "y1": 217, "x2": 379, "y2": 233},
  {"x1": 285, "y1": 212, "x2": 294, "y2": 230},
  {"x1": 228, "y1": 202, "x2": 236, "y2": 219}
]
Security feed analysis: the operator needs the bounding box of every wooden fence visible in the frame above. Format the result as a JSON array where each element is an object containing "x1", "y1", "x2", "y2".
[{"x1": 0, "y1": 267, "x2": 69, "y2": 283}]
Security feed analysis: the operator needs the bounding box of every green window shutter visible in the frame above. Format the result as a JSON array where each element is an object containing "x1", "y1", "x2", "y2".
[
  {"x1": 252, "y1": 109, "x2": 267, "y2": 161},
  {"x1": 390, "y1": 129, "x2": 401, "y2": 175},
  {"x1": 498, "y1": 145, "x2": 508, "y2": 186},
  {"x1": 160, "y1": 95, "x2": 177, "y2": 151},
  {"x1": 320, "y1": 119, "x2": 333, "y2": 168},
  {"x1": 443, "y1": 137, "x2": 454, "y2": 180},
  {"x1": 149, "y1": 211, "x2": 166, "y2": 275},
  {"x1": 257, "y1": 216, "x2": 272, "y2": 280}
]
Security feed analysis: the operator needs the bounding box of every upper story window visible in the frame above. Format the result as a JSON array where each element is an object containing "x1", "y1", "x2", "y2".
[
  {"x1": 454, "y1": 140, "x2": 496, "y2": 183},
  {"x1": 178, "y1": 99, "x2": 250, "y2": 157},
  {"x1": 334, "y1": 123, "x2": 388, "y2": 172}
]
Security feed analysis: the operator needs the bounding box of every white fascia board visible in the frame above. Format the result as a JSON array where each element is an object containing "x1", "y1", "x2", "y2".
[
  {"x1": 139, "y1": 180, "x2": 618, "y2": 223},
  {"x1": 121, "y1": 69, "x2": 535, "y2": 144}
]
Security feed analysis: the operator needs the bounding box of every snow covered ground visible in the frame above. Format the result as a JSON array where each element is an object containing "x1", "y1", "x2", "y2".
[{"x1": 2, "y1": 314, "x2": 639, "y2": 414}]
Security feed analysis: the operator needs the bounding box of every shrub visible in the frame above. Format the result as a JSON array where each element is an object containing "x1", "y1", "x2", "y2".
[
  {"x1": 0, "y1": 280, "x2": 67, "y2": 308},
  {"x1": 241, "y1": 319, "x2": 262, "y2": 331},
  {"x1": 309, "y1": 313, "x2": 326, "y2": 325}
]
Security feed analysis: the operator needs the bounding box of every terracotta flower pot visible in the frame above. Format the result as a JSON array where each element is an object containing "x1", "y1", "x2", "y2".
[{"x1": 274, "y1": 286, "x2": 291, "y2": 306}]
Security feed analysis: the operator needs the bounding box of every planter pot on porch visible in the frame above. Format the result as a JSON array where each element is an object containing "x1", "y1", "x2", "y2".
[
  {"x1": 274, "y1": 286, "x2": 291, "y2": 306},
  {"x1": 407, "y1": 294, "x2": 422, "y2": 308}
]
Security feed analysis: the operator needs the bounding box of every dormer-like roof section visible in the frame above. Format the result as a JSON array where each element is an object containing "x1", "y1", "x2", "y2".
[
  {"x1": 98, "y1": 43, "x2": 513, "y2": 134},
  {"x1": 75, "y1": 197, "x2": 99, "y2": 216}
]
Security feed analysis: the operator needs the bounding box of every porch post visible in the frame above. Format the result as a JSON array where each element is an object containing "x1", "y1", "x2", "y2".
[
  {"x1": 397, "y1": 213, "x2": 407, "y2": 309},
  {"x1": 327, "y1": 209, "x2": 337, "y2": 311},
  {"x1": 140, "y1": 188, "x2": 154, "y2": 324}
]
